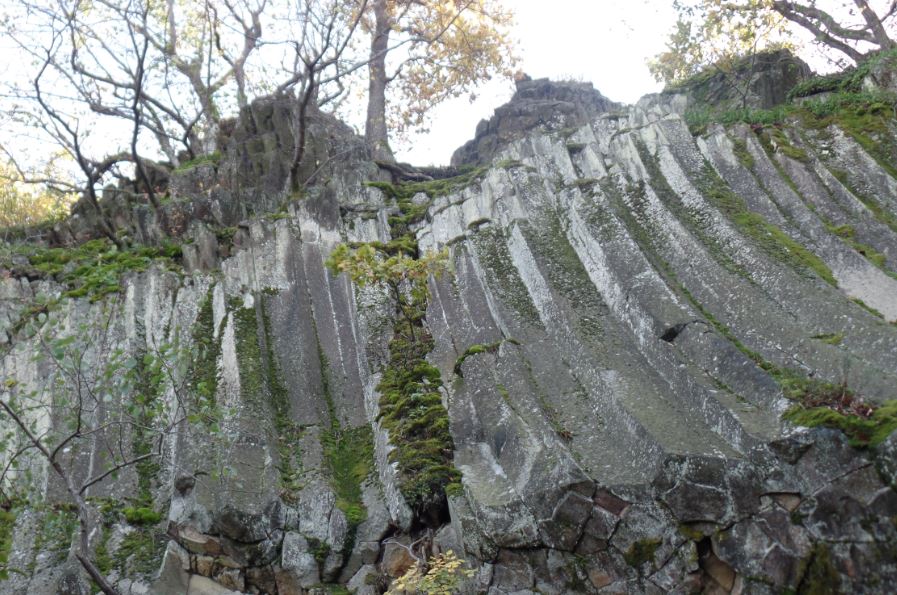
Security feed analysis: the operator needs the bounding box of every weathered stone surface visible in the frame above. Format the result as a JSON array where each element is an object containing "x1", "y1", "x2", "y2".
[
  {"x1": 279, "y1": 532, "x2": 321, "y2": 588},
  {"x1": 381, "y1": 538, "x2": 417, "y2": 578},
  {"x1": 185, "y1": 574, "x2": 242, "y2": 595},
  {"x1": 451, "y1": 77, "x2": 618, "y2": 166},
  {"x1": 347, "y1": 564, "x2": 380, "y2": 595},
  {"x1": 876, "y1": 432, "x2": 897, "y2": 487},
  {"x1": 177, "y1": 526, "x2": 226, "y2": 556},
  {"x1": 3, "y1": 64, "x2": 897, "y2": 595},
  {"x1": 667, "y1": 48, "x2": 812, "y2": 110}
]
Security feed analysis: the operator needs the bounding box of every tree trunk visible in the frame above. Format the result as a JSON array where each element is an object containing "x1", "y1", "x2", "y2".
[
  {"x1": 289, "y1": 76, "x2": 317, "y2": 192},
  {"x1": 365, "y1": 0, "x2": 393, "y2": 163}
]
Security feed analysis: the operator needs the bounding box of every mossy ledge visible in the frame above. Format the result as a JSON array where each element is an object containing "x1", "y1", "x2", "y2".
[
  {"x1": 453, "y1": 338, "x2": 520, "y2": 377},
  {"x1": 93, "y1": 498, "x2": 167, "y2": 583},
  {"x1": 0, "y1": 238, "x2": 181, "y2": 303}
]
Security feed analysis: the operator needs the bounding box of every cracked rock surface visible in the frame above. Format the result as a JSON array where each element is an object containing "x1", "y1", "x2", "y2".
[{"x1": 2, "y1": 78, "x2": 897, "y2": 594}]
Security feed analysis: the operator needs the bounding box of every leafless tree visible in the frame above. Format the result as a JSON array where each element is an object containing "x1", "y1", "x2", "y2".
[
  {"x1": 272, "y1": 0, "x2": 369, "y2": 190},
  {"x1": 0, "y1": 305, "x2": 195, "y2": 594}
]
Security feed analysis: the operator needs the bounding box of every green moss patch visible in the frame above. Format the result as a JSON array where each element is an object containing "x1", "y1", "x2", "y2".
[
  {"x1": 0, "y1": 510, "x2": 15, "y2": 579},
  {"x1": 129, "y1": 340, "x2": 171, "y2": 506},
  {"x1": 697, "y1": 165, "x2": 836, "y2": 287},
  {"x1": 522, "y1": 215, "x2": 608, "y2": 341},
  {"x1": 322, "y1": 424, "x2": 373, "y2": 558},
  {"x1": 188, "y1": 288, "x2": 225, "y2": 425},
  {"x1": 471, "y1": 226, "x2": 542, "y2": 323},
  {"x1": 122, "y1": 507, "x2": 162, "y2": 526},
  {"x1": 761, "y1": 127, "x2": 809, "y2": 162},
  {"x1": 825, "y1": 223, "x2": 893, "y2": 274},
  {"x1": 634, "y1": 141, "x2": 751, "y2": 281},
  {"x1": 322, "y1": 426, "x2": 373, "y2": 526},
  {"x1": 453, "y1": 340, "x2": 511, "y2": 377},
  {"x1": 260, "y1": 299, "x2": 303, "y2": 500},
  {"x1": 811, "y1": 332, "x2": 844, "y2": 346},
  {"x1": 1, "y1": 238, "x2": 181, "y2": 302},
  {"x1": 92, "y1": 499, "x2": 166, "y2": 581},
  {"x1": 851, "y1": 297, "x2": 884, "y2": 318},
  {"x1": 308, "y1": 323, "x2": 373, "y2": 555},
  {"x1": 685, "y1": 104, "x2": 791, "y2": 135},
  {"x1": 365, "y1": 167, "x2": 488, "y2": 203},
  {"x1": 116, "y1": 527, "x2": 166, "y2": 576},
  {"x1": 757, "y1": 364, "x2": 896, "y2": 447},
  {"x1": 174, "y1": 151, "x2": 221, "y2": 172},
  {"x1": 228, "y1": 295, "x2": 305, "y2": 499},
  {"x1": 365, "y1": 166, "x2": 489, "y2": 233},
  {"x1": 623, "y1": 538, "x2": 662, "y2": 568},
  {"x1": 377, "y1": 326, "x2": 460, "y2": 518},
  {"x1": 801, "y1": 94, "x2": 897, "y2": 182},
  {"x1": 796, "y1": 543, "x2": 841, "y2": 594},
  {"x1": 785, "y1": 400, "x2": 897, "y2": 448},
  {"x1": 331, "y1": 179, "x2": 461, "y2": 523},
  {"x1": 730, "y1": 137, "x2": 755, "y2": 169}
]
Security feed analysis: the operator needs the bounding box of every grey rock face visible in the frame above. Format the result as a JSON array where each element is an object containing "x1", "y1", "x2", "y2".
[
  {"x1": 865, "y1": 49, "x2": 897, "y2": 94},
  {"x1": 667, "y1": 48, "x2": 812, "y2": 110},
  {"x1": 451, "y1": 78, "x2": 619, "y2": 167},
  {"x1": 3, "y1": 74, "x2": 897, "y2": 594}
]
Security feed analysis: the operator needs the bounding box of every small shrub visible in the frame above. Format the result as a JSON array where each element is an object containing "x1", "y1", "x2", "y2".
[
  {"x1": 388, "y1": 550, "x2": 475, "y2": 595},
  {"x1": 173, "y1": 151, "x2": 221, "y2": 172},
  {"x1": 123, "y1": 507, "x2": 162, "y2": 526}
]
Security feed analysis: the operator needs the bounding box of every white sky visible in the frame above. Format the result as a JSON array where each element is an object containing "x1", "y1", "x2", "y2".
[
  {"x1": 0, "y1": 0, "x2": 678, "y2": 178},
  {"x1": 395, "y1": 1, "x2": 678, "y2": 165},
  {"x1": 8, "y1": 1, "x2": 868, "y2": 175}
]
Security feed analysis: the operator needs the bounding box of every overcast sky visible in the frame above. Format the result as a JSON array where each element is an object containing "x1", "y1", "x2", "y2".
[{"x1": 395, "y1": 1, "x2": 678, "y2": 165}]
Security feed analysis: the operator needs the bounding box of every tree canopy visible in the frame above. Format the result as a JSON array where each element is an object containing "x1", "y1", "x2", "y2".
[{"x1": 651, "y1": 0, "x2": 897, "y2": 86}]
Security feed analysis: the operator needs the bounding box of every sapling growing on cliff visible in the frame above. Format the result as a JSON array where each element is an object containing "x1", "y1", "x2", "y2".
[
  {"x1": 326, "y1": 242, "x2": 449, "y2": 342},
  {"x1": 0, "y1": 303, "x2": 195, "y2": 594}
]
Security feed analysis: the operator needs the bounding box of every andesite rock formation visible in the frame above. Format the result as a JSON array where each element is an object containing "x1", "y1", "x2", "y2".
[{"x1": 2, "y1": 66, "x2": 897, "y2": 595}]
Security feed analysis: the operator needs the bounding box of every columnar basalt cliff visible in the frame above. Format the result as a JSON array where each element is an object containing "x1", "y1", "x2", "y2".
[{"x1": 2, "y1": 65, "x2": 897, "y2": 595}]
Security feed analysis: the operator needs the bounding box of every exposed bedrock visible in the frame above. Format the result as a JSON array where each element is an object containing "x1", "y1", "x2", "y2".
[{"x1": 2, "y1": 77, "x2": 897, "y2": 594}]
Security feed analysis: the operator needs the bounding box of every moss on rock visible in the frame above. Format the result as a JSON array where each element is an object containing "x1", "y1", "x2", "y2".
[
  {"x1": 1, "y1": 238, "x2": 181, "y2": 303},
  {"x1": 330, "y1": 185, "x2": 461, "y2": 523},
  {"x1": 189, "y1": 287, "x2": 224, "y2": 423},
  {"x1": 0, "y1": 510, "x2": 15, "y2": 580},
  {"x1": 623, "y1": 538, "x2": 662, "y2": 568}
]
